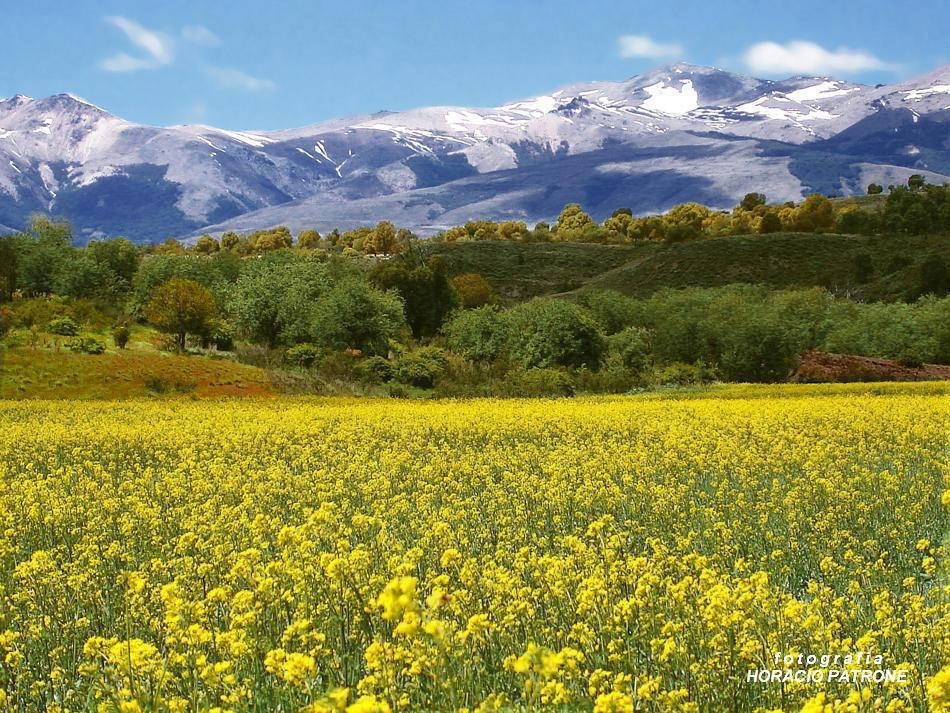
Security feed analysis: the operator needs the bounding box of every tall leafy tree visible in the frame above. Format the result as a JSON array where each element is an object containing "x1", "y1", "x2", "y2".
[{"x1": 145, "y1": 278, "x2": 217, "y2": 351}]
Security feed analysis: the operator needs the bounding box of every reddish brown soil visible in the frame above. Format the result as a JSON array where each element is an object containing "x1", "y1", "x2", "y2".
[{"x1": 791, "y1": 350, "x2": 950, "y2": 383}]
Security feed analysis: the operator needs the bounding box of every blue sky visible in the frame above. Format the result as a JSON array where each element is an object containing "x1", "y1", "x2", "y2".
[{"x1": 1, "y1": 0, "x2": 946, "y2": 130}]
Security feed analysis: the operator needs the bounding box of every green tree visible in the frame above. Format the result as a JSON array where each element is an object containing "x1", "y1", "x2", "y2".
[
  {"x1": 443, "y1": 306, "x2": 511, "y2": 362},
  {"x1": 370, "y1": 254, "x2": 458, "y2": 339},
  {"x1": 87, "y1": 237, "x2": 141, "y2": 292},
  {"x1": 297, "y1": 229, "x2": 322, "y2": 249},
  {"x1": 506, "y1": 299, "x2": 605, "y2": 369},
  {"x1": 227, "y1": 252, "x2": 333, "y2": 348},
  {"x1": 311, "y1": 278, "x2": 404, "y2": 355},
  {"x1": 145, "y1": 278, "x2": 217, "y2": 351},
  {"x1": 554, "y1": 203, "x2": 596, "y2": 240},
  {"x1": 867, "y1": 183, "x2": 884, "y2": 195},
  {"x1": 194, "y1": 234, "x2": 220, "y2": 254},
  {"x1": 739, "y1": 193, "x2": 767, "y2": 211},
  {"x1": 793, "y1": 194, "x2": 835, "y2": 233},
  {"x1": 451, "y1": 273, "x2": 493, "y2": 308},
  {"x1": 14, "y1": 215, "x2": 74, "y2": 296}
]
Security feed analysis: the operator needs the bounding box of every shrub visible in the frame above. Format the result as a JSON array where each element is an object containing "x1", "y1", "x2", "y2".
[
  {"x1": 47, "y1": 316, "x2": 80, "y2": 336},
  {"x1": 285, "y1": 343, "x2": 322, "y2": 368},
  {"x1": 451, "y1": 273, "x2": 493, "y2": 308},
  {"x1": 356, "y1": 356, "x2": 394, "y2": 384},
  {"x1": 507, "y1": 299, "x2": 606, "y2": 370},
  {"x1": 65, "y1": 337, "x2": 106, "y2": 355},
  {"x1": 204, "y1": 320, "x2": 235, "y2": 351},
  {"x1": 652, "y1": 361, "x2": 716, "y2": 387},
  {"x1": 394, "y1": 347, "x2": 449, "y2": 389},
  {"x1": 443, "y1": 306, "x2": 511, "y2": 363},
  {"x1": 607, "y1": 327, "x2": 651, "y2": 373},
  {"x1": 112, "y1": 325, "x2": 130, "y2": 349},
  {"x1": 504, "y1": 368, "x2": 575, "y2": 397},
  {"x1": 0, "y1": 306, "x2": 11, "y2": 338}
]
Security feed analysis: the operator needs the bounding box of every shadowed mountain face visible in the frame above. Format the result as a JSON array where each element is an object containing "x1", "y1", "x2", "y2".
[{"x1": 1, "y1": 63, "x2": 949, "y2": 242}]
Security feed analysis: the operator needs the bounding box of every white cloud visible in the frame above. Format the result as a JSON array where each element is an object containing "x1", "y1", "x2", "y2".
[
  {"x1": 742, "y1": 40, "x2": 894, "y2": 75},
  {"x1": 100, "y1": 16, "x2": 174, "y2": 72},
  {"x1": 100, "y1": 52, "x2": 158, "y2": 73},
  {"x1": 182, "y1": 25, "x2": 220, "y2": 47},
  {"x1": 205, "y1": 66, "x2": 276, "y2": 92},
  {"x1": 618, "y1": 35, "x2": 684, "y2": 60}
]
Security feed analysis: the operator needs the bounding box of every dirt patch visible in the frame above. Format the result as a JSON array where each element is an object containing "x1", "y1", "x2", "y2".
[{"x1": 791, "y1": 350, "x2": 950, "y2": 383}]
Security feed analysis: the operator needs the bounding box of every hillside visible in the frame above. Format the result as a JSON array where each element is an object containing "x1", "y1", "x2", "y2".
[{"x1": 428, "y1": 232, "x2": 950, "y2": 301}]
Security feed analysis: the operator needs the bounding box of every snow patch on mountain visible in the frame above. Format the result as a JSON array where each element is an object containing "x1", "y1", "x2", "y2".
[
  {"x1": 641, "y1": 80, "x2": 699, "y2": 115},
  {"x1": 787, "y1": 81, "x2": 858, "y2": 102},
  {"x1": 902, "y1": 84, "x2": 950, "y2": 101}
]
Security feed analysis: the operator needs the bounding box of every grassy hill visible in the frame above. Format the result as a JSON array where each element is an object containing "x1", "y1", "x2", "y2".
[
  {"x1": 429, "y1": 232, "x2": 950, "y2": 301},
  {"x1": 424, "y1": 241, "x2": 647, "y2": 298},
  {"x1": 0, "y1": 337, "x2": 273, "y2": 400}
]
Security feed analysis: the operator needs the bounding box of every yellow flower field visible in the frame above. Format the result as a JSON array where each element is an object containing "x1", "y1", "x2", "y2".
[{"x1": 0, "y1": 384, "x2": 947, "y2": 712}]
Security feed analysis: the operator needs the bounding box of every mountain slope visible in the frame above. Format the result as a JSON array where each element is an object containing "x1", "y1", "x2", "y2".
[{"x1": 1, "y1": 63, "x2": 949, "y2": 241}]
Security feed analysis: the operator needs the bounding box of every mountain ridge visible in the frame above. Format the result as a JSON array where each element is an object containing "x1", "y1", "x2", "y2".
[{"x1": 1, "y1": 63, "x2": 948, "y2": 242}]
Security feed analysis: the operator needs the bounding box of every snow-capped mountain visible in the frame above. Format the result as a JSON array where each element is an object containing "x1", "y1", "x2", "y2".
[{"x1": 1, "y1": 63, "x2": 949, "y2": 241}]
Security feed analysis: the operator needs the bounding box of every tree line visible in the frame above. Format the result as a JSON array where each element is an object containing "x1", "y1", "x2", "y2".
[{"x1": 1, "y1": 178, "x2": 949, "y2": 394}]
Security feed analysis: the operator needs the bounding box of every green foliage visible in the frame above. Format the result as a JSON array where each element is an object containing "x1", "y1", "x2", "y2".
[
  {"x1": 607, "y1": 327, "x2": 651, "y2": 373},
  {"x1": 882, "y1": 184, "x2": 950, "y2": 235},
  {"x1": 506, "y1": 299, "x2": 605, "y2": 370},
  {"x1": 64, "y1": 336, "x2": 106, "y2": 355},
  {"x1": 47, "y1": 316, "x2": 80, "y2": 336},
  {"x1": 356, "y1": 356, "x2": 394, "y2": 384},
  {"x1": 284, "y1": 343, "x2": 322, "y2": 368},
  {"x1": 112, "y1": 325, "x2": 130, "y2": 349},
  {"x1": 394, "y1": 347, "x2": 449, "y2": 388},
  {"x1": 504, "y1": 368, "x2": 575, "y2": 397},
  {"x1": 652, "y1": 361, "x2": 717, "y2": 387},
  {"x1": 131, "y1": 253, "x2": 234, "y2": 314},
  {"x1": 145, "y1": 278, "x2": 217, "y2": 351},
  {"x1": 576, "y1": 290, "x2": 641, "y2": 335},
  {"x1": 918, "y1": 254, "x2": 949, "y2": 297},
  {"x1": 822, "y1": 300, "x2": 945, "y2": 364},
  {"x1": 227, "y1": 252, "x2": 334, "y2": 348},
  {"x1": 442, "y1": 306, "x2": 511, "y2": 363},
  {"x1": 370, "y1": 253, "x2": 458, "y2": 339},
  {"x1": 310, "y1": 278, "x2": 405, "y2": 355}
]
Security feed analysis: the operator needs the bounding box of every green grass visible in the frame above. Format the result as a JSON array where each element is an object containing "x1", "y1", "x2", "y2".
[
  {"x1": 583, "y1": 232, "x2": 950, "y2": 300},
  {"x1": 0, "y1": 342, "x2": 273, "y2": 399},
  {"x1": 426, "y1": 240, "x2": 647, "y2": 299},
  {"x1": 429, "y1": 232, "x2": 950, "y2": 302}
]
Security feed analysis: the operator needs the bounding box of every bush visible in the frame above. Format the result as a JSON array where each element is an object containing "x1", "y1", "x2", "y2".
[
  {"x1": 204, "y1": 320, "x2": 235, "y2": 351},
  {"x1": 65, "y1": 336, "x2": 106, "y2": 355},
  {"x1": 47, "y1": 316, "x2": 80, "y2": 336},
  {"x1": 652, "y1": 361, "x2": 716, "y2": 387},
  {"x1": 443, "y1": 306, "x2": 510, "y2": 363},
  {"x1": 576, "y1": 290, "x2": 641, "y2": 335},
  {"x1": 607, "y1": 327, "x2": 651, "y2": 373},
  {"x1": 112, "y1": 325, "x2": 130, "y2": 349},
  {"x1": 394, "y1": 347, "x2": 449, "y2": 389},
  {"x1": 507, "y1": 299, "x2": 605, "y2": 370},
  {"x1": 285, "y1": 343, "x2": 322, "y2": 368},
  {"x1": 356, "y1": 356, "x2": 394, "y2": 384},
  {"x1": 0, "y1": 306, "x2": 11, "y2": 338},
  {"x1": 504, "y1": 368, "x2": 575, "y2": 397}
]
